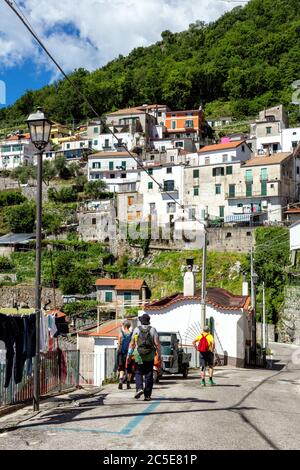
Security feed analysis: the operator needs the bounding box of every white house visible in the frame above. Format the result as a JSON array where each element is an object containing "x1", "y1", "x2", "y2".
[
  {"x1": 282, "y1": 128, "x2": 300, "y2": 153},
  {"x1": 290, "y1": 221, "x2": 300, "y2": 252},
  {"x1": 194, "y1": 140, "x2": 252, "y2": 166},
  {"x1": 0, "y1": 133, "x2": 37, "y2": 170},
  {"x1": 138, "y1": 163, "x2": 185, "y2": 226},
  {"x1": 88, "y1": 151, "x2": 141, "y2": 193},
  {"x1": 139, "y1": 269, "x2": 251, "y2": 367},
  {"x1": 151, "y1": 138, "x2": 197, "y2": 153}
]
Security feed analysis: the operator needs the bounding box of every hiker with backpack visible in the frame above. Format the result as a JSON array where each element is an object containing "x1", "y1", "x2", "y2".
[
  {"x1": 117, "y1": 320, "x2": 133, "y2": 390},
  {"x1": 192, "y1": 326, "x2": 216, "y2": 387},
  {"x1": 127, "y1": 313, "x2": 161, "y2": 401}
]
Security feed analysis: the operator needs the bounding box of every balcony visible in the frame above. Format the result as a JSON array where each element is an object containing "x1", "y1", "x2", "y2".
[{"x1": 225, "y1": 191, "x2": 273, "y2": 199}]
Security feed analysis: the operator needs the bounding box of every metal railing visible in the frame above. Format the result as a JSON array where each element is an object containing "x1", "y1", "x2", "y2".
[{"x1": 0, "y1": 349, "x2": 79, "y2": 407}]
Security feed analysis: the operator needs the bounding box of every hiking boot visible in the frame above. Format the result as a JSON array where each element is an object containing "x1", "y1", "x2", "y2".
[
  {"x1": 127, "y1": 382, "x2": 131, "y2": 389},
  {"x1": 134, "y1": 389, "x2": 144, "y2": 399},
  {"x1": 144, "y1": 396, "x2": 151, "y2": 401},
  {"x1": 208, "y1": 378, "x2": 216, "y2": 386},
  {"x1": 118, "y1": 382, "x2": 123, "y2": 390},
  {"x1": 201, "y1": 379, "x2": 206, "y2": 387}
]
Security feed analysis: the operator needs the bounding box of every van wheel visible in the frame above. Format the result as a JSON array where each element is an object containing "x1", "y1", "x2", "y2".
[{"x1": 182, "y1": 366, "x2": 188, "y2": 379}]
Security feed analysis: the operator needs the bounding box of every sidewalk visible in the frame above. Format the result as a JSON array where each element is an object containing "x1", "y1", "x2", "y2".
[{"x1": 0, "y1": 385, "x2": 103, "y2": 433}]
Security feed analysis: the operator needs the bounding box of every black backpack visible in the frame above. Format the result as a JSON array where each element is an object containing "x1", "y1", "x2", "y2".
[{"x1": 137, "y1": 326, "x2": 155, "y2": 357}]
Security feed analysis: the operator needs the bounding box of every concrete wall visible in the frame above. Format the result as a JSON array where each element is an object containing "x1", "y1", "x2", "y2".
[
  {"x1": 0, "y1": 286, "x2": 63, "y2": 309},
  {"x1": 141, "y1": 300, "x2": 250, "y2": 367},
  {"x1": 256, "y1": 322, "x2": 275, "y2": 344},
  {"x1": 278, "y1": 286, "x2": 300, "y2": 345}
]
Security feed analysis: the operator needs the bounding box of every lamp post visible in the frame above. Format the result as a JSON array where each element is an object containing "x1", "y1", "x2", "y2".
[{"x1": 27, "y1": 107, "x2": 51, "y2": 411}]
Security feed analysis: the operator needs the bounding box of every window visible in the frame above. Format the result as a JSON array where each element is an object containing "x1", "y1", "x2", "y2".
[
  {"x1": 193, "y1": 186, "x2": 199, "y2": 196},
  {"x1": 219, "y1": 206, "x2": 225, "y2": 218},
  {"x1": 266, "y1": 127, "x2": 272, "y2": 135},
  {"x1": 175, "y1": 141, "x2": 183, "y2": 148},
  {"x1": 148, "y1": 168, "x2": 153, "y2": 175},
  {"x1": 121, "y1": 173, "x2": 126, "y2": 178},
  {"x1": 121, "y1": 161, "x2": 126, "y2": 170},
  {"x1": 201, "y1": 209, "x2": 206, "y2": 219},
  {"x1": 189, "y1": 208, "x2": 196, "y2": 220},
  {"x1": 161, "y1": 146, "x2": 166, "y2": 151},
  {"x1": 170, "y1": 156, "x2": 174, "y2": 162},
  {"x1": 128, "y1": 196, "x2": 134, "y2": 206},
  {"x1": 226, "y1": 166, "x2": 233, "y2": 175},
  {"x1": 104, "y1": 139, "x2": 110, "y2": 148},
  {"x1": 226, "y1": 232, "x2": 232, "y2": 238},
  {"x1": 245, "y1": 169, "x2": 253, "y2": 182},
  {"x1": 93, "y1": 140, "x2": 98, "y2": 146},
  {"x1": 110, "y1": 174, "x2": 115, "y2": 179},
  {"x1": 93, "y1": 127, "x2": 98, "y2": 134},
  {"x1": 260, "y1": 168, "x2": 268, "y2": 181},
  {"x1": 167, "y1": 202, "x2": 176, "y2": 213},
  {"x1": 292, "y1": 141, "x2": 298, "y2": 149},
  {"x1": 150, "y1": 155, "x2": 155, "y2": 161},
  {"x1": 213, "y1": 167, "x2": 224, "y2": 177},
  {"x1": 229, "y1": 184, "x2": 235, "y2": 198},
  {"x1": 261, "y1": 181, "x2": 267, "y2": 196},
  {"x1": 66, "y1": 144, "x2": 70, "y2": 150},
  {"x1": 92, "y1": 218, "x2": 96, "y2": 225},
  {"x1": 105, "y1": 292, "x2": 113, "y2": 302},
  {"x1": 1, "y1": 146, "x2": 11, "y2": 153},
  {"x1": 167, "y1": 167, "x2": 172, "y2": 174},
  {"x1": 297, "y1": 167, "x2": 300, "y2": 175},
  {"x1": 163, "y1": 180, "x2": 175, "y2": 191},
  {"x1": 215, "y1": 184, "x2": 221, "y2": 195},
  {"x1": 172, "y1": 121, "x2": 176, "y2": 129},
  {"x1": 205, "y1": 156, "x2": 210, "y2": 165},
  {"x1": 246, "y1": 183, "x2": 252, "y2": 197},
  {"x1": 148, "y1": 182, "x2": 153, "y2": 190},
  {"x1": 222, "y1": 154, "x2": 228, "y2": 163},
  {"x1": 185, "y1": 120, "x2": 193, "y2": 128},
  {"x1": 242, "y1": 145, "x2": 245, "y2": 152},
  {"x1": 92, "y1": 162, "x2": 101, "y2": 169},
  {"x1": 109, "y1": 161, "x2": 114, "y2": 170},
  {"x1": 12, "y1": 145, "x2": 22, "y2": 152},
  {"x1": 80, "y1": 142, "x2": 85, "y2": 148},
  {"x1": 193, "y1": 169, "x2": 199, "y2": 178},
  {"x1": 150, "y1": 203, "x2": 156, "y2": 214},
  {"x1": 124, "y1": 292, "x2": 132, "y2": 301}
]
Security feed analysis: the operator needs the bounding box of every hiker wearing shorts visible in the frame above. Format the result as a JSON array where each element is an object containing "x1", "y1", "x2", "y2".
[{"x1": 193, "y1": 326, "x2": 216, "y2": 386}]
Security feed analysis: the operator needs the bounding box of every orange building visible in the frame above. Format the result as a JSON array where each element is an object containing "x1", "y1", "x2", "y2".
[{"x1": 165, "y1": 109, "x2": 204, "y2": 138}]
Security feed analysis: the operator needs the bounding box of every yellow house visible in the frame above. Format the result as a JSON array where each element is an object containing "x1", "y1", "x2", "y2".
[{"x1": 50, "y1": 122, "x2": 71, "y2": 145}]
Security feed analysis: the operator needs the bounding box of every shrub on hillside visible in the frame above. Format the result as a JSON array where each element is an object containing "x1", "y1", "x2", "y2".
[{"x1": 0, "y1": 190, "x2": 26, "y2": 207}]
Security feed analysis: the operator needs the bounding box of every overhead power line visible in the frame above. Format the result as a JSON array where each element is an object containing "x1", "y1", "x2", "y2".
[{"x1": 3, "y1": 0, "x2": 184, "y2": 210}]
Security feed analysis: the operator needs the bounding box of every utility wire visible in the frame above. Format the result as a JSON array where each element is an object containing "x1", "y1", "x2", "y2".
[{"x1": 3, "y1": 0, "x2": 184, "y2": 210}]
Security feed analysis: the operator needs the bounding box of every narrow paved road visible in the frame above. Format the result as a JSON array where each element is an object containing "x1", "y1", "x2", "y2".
[{"x1": 0, "y1": 343, "x2": 299, "y2": 450}]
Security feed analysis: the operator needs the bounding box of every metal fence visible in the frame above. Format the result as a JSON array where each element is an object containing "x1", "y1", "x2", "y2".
[
  {"x1": 105, "y1": 348, "x2": 117, "y2": 380},
  {"x1": 0, "y1": 349, "x2": 79, "y2": 407}
]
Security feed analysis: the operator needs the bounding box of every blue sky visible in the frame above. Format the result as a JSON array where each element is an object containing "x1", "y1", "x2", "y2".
[{"x1": 0, "y1": 0, "x2": 248, "y2": 108}]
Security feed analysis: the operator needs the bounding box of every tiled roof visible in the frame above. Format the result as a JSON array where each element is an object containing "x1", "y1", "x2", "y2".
[
  {"x1": 198, "y1": 141, "x2": 246, "y2": 153},
  {"x1": 108, "y1": 104, "x2": 167, "y2": 116},
  {"x1": 285, "y1": 208, "x2": 300, "y2": 214},
  {"x1": 79, "y1": 320, "x2": 123, "y2": 338},
  {"x1": 89, "y1": 151, "x2": 138, "y2": 158},
  {"x1": 243, "y1": 153, "x2": 291, "y2": 166},
  {"x1": 145, "y1": 287, "x2": 250, "y2": 312},
  {"x1": 48, "y1": 309, "x2": 66, "y2": 318},
  {"x1": 95, "y1": 279, "x2": 146, "y2": 290}
]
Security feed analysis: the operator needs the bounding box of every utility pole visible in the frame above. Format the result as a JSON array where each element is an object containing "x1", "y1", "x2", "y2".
[
  {"x1": 200, "y1": 228, "x2": 207, "y2": 329},
  {"x1": 250, "y1": 247, "x2": 258, "y2": 364},
  {"x1": 262, "y1": 281, "x2": 266, "y2": 350}
]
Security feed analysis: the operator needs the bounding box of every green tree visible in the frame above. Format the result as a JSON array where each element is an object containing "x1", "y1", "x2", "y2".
[
  {"x1": 0, "y1": 190, "x2": 26, "y2": 207},
  {"x1": 59, "y1": 267, "x2": 92, "y2": 295},
  {"x1": 42, "y1": 160, "x2": 57, "y2": 186},
  {"x1": 5, "y1": 201, "x2": 36, "y2": 233},
  {"x1": 10, "y1": 164, "x2": 36, "y2": 186},
  {"x1": 0, "y1": 256, "x2": 14, "y2": 271},
  {"x1": 84, "y1": 180, "x2": 108, "y2": 199}
]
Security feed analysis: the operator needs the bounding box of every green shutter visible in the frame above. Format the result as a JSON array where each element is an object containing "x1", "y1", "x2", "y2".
[
  {"x1": 148, "y1": 182, "x2": 153, "y2": 189},
  {"x1": 193, "y1": 169, "x2": 199, "y2": 178},
  {"x1": 245, "y1": 169, "x2": 253, "y2": 182},
  {"x1": 219, "y1": 206, "x2": 225, "y2": 218},
  {"x1": 122, "y1": 161, "x2": 126, "y2": 169},
  {"x1": 105, "y1": 291, "x2": 113, "y2": 302},
  {"x1": 215, "y1": 184, "x2": 221, "y2": 195},
  {"x1": 229, "y1": 184, "x2": 235, "y2": 197},
  {"x1": 260, "y1": 168, "x2": 268, "y2": 181},
  {"x1": 261, "y1": 181, "x2": 267, "y2": 196},
  {"x1": 109, "y1": 161, "x2": 114, "y2": 170},
  {"x1": 193, "y1": 187, "x2": 199, "y2": 196},
  {"x1": 246, "y1": 183, "x2": 252, "y2": 197},
  {"x1": 226, "y1": 166, "x2": 233, "y2": 175}
]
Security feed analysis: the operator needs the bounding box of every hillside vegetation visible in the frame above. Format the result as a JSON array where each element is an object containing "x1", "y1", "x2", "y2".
[{"x1": 1, "y1": 0, "x2": 300, "y2": 127}]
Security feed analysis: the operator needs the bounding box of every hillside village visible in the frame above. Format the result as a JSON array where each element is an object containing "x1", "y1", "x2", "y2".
[{"x1": 0, "y1": 102, "x2": 300, "y2": 343}]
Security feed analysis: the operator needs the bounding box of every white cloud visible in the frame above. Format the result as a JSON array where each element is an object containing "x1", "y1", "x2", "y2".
[{"x1": 0, "y1": 0, "x2": 248, "y2": 75}]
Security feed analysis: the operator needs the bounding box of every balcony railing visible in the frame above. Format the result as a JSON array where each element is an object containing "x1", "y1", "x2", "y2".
[{"x1": 225, "y1": 191, "x2": 274, "y2": 199}]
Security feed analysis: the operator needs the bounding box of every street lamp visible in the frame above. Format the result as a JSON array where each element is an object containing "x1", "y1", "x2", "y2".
[{"x1": 27, "y1": 107, "x2": 51, "y2": 411}]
